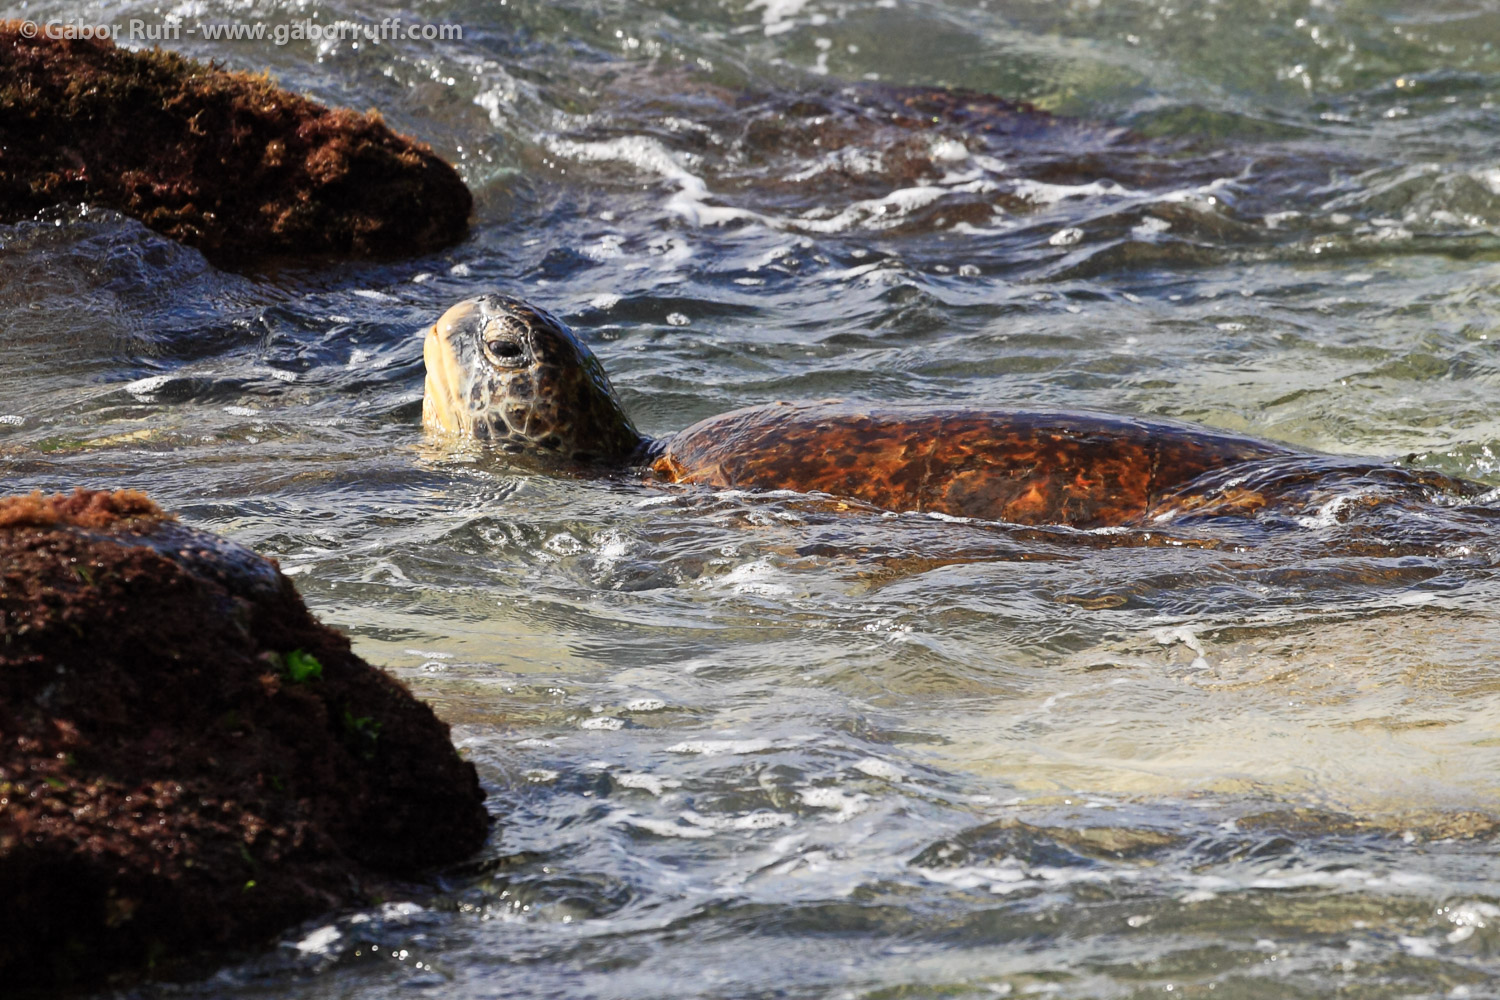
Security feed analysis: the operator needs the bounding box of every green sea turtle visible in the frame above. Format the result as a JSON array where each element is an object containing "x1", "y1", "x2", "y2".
[{"x1": 422, "y1": 293, "x2": 1478, "y2": 528}]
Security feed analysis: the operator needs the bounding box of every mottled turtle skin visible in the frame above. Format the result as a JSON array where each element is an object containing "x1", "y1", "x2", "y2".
[
  {"x1": 647, "y1": 404, "x2": 1295, "y2": 527},
  {"x1": 422, "y1": 293, "x2": 1475, "y2": 528}
]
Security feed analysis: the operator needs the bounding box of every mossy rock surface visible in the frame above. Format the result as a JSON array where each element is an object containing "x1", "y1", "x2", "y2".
[
  {"x1": 0, "y1": 22, "x2": 472, "y2": 260},
  {"x1": 0, "y1": 489, "x2": 490, "y2": 992}
]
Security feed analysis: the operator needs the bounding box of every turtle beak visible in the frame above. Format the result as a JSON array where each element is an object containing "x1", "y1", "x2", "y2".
[{"x1": 423, "y1": 300, "x2": 480, "y2": 437}]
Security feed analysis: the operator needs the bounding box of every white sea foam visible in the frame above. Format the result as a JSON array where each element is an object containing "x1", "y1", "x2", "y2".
[
  {"x1": 1156, "y1": 174, "x2": 1237, "y2": 206},
  {"x1": 667, "y1": 738, "x2": 775, "y2": 756},
  {"x1": 1133, "y1": 215, "x2": 1172, "y2": 237},
  {"x1": 715, "y1": 558, "x2": 795, "y2": 597},
  {"x1": 1295, "y1": 489, "x2": 1375, "y2": 529},
  {"x1": 1474, "y1": 166, "x2": 1500, "y2": 195},
  {"x1": 125, "y1": 375, "x2": 172, "y2": 398},
  {"x1": 1445, "y1": 901, "x2": 1500, "y2": 944},
  {"x1": 853, "y1": 758, "x2": 906, "y2": 781},
  {"x1": 930, "y1": 138, "x2": 970, "y2": 162},
  {"x1": 747, "y1": 0, "x2": 812, "y2": 28},
  {"x1": 544, "y1": 532, "x2": 585, "y2": 555},
  {"x1": 1011, "y1": 178, "x2": 1135, "y2": 206},
  {"x1": 547, "y1": 135, "x2": 768, "y2": 227},
  {"x1": 611, "y1": 807, "x2": 795, "y2": 838},
  {"x1": 616, "y1": 772, "x2": 681, "y2": 795},
  {"x1": 1154, "y1": 626, "x2": 1210, "y2": 670},
  {"x1": 785, "y1": 147, "x2": 885, "y2": 183},
  {"x1": 914, "y1": 862, "x2": 1127, "y2": 895},
  {"x1": 472, "y1": 69, "x2": 526, "y2": 126},
  {"x1": 292, "y1": 924, "x2": 342, "y2": 956},
  {"x1": 799, "y1": 786, "x2": 871, "y2": 822},
  {"x1": 793, "y1": 180, "x2": 993, "y2": 234},
  {"x1": 1399, "y1": 935, "x2": 1439, "y2": 957},
  {"x1": 548, "y1": 134, "x2": 1013, "y2": 235}
]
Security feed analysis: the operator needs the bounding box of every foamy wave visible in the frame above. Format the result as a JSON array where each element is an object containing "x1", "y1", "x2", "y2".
[
  {"x1": 611, "y1": 806, "x2": 796, "y2": 838},
  {"x1": 546, "y1": 136, "x2": 769, "y2": 227},
  {"x1": 1010, "y1": 177, "x2": 1138, "y2": 206}
]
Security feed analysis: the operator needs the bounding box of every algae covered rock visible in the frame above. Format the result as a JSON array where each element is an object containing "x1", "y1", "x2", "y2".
[
  {"x1": 0, "y1": 489, "x2": 489, "y2": 991},
  {"x1": 0, "y1": 22, "x2": 472, "y2": 261}
]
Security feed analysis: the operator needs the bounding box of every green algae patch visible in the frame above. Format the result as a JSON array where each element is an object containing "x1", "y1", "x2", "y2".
[
  {"x1": 0, "y1": 22, "x2": 471, "y2": 261},
  {"x1": 281, "y1": 649, "x2": 324, "y2": 684}
]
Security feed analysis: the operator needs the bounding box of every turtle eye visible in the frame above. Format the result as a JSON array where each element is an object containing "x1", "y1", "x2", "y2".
[
  {"x1": 480, "y1": 314, "x2": 530, "y2": 366},
  {"x1": 483, "y1": 336, "x2": 529, "y2": 367}
]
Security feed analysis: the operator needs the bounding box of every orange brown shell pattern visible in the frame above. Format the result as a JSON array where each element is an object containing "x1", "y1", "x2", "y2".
[{"x1": 648, "y1": 402, "x2": 1293, "y2": 527}]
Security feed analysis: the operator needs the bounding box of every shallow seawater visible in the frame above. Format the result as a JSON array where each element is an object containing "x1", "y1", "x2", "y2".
[{"x1": 5, "y1": 0, "x2": 1500, "y2": 995}]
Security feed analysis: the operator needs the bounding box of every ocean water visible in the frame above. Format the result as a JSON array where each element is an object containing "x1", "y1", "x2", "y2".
[{"x1": 4, "y1": 0, "x2": 1500, "y2": 996}]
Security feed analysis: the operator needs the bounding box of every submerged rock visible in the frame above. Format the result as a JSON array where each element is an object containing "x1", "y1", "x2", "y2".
[
  {"x1": 0, "y1": 489, "x2": 489, "y2": 992},
  {"x1": 0, "y1": 22, "x2": 471, "y2": 261}
]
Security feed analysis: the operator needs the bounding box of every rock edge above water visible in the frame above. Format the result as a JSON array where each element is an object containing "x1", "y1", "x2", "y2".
[
  {"x1": 0, "y1": 23, "x2": 472, "y2": 261},
  {"x1": 0, "y1": 489, "x2": 490, "y2": 992}
]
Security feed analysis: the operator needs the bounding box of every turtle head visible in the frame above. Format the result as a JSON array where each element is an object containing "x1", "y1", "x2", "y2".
[{"x1": 423, "y1": 293, "x2": 645, "y2": 464}]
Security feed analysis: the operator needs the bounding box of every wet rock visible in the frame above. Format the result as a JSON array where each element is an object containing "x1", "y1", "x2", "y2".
[
  {"x1": 1239, "y1": 806, "x2": 1500, "y2": 842},
  {"x1": 909, "y1": 817, "x2": 1182, "y2": 871},
  {"x1": 0, "y1": 489, "x2": 489, "y2": 992},
  {"x1": 0, "y1": 23, "x2": 471, "y2": 261}
]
